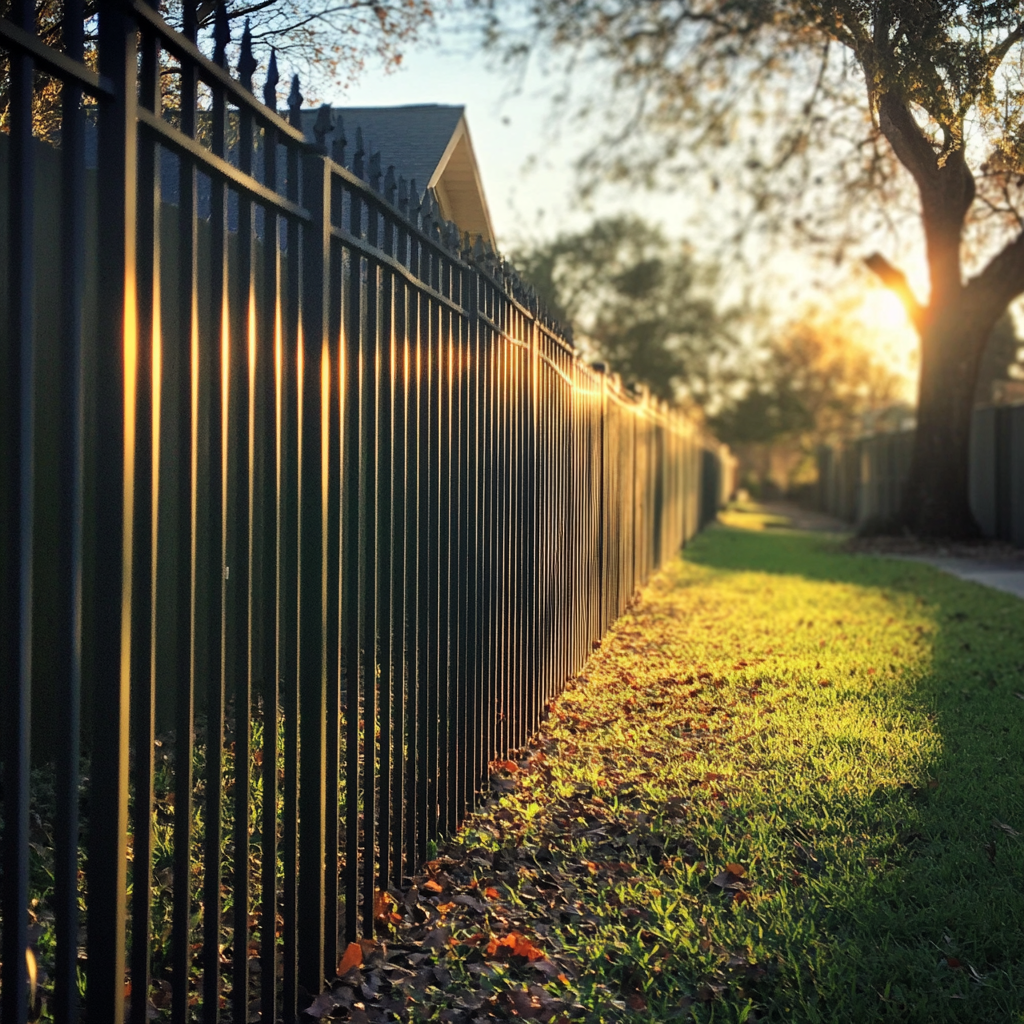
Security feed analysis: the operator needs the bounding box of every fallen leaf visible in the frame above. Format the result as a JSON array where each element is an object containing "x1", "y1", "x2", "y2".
[
  {"x1": 337, "y1": 941, "x2": 362, "y2": 976},
  {"x1": 946, "y1": 957, "x2": 962, "y2": 970},
  {"x1": 627, "y1": 993, "x2": 647, "y2": 1010},
  {"x1": 993, "y1": 818, "x2": 1020, "y2": 837},
  {"x1": 373, "y1": 889, "x2": 394, "y2": 921},
  {"x1": 725, "y1": 863, "x2": 746, "y2": 878},
  {"x1": 423, "y1": 879, "x2": 443, "y2": 894},
  {"x1": 484, "y1": 886, "x2": 501, "y2": 900}
]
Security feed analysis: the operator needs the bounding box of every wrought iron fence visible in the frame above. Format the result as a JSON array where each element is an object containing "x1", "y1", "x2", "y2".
[{"x1": 0, "y1": 1, "x2": 725, "y2": 1020}]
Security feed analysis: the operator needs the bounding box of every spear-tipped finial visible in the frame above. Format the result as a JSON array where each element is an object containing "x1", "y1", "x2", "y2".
[
  {"x1": 238, "y1": 18, "x2": 257, "y2": 91},
  {"x1": 263, "y1": 47, "x2": 279, "y2": 110},
  {"x1": 313, "y1": 103, "x2": 334, "y2": 153},
  {"x1": 368, "y1": 150, "x2": 382, "y2": 191},
  {"x1": 331, "y1": 113, "x2": 347, "y2": 165},
  {"x1": 213, "y1": 0, "x2": 230, "y2": 67},
  {"x1": 352, "y1": 127, "x2": 365, "y2": 178},
  {"x1": 287, "y1": 74, "x2": 303, "y2": 129},
  {"x1": 183, "y1": 0, "x2": 198, "y2": 41},
  {"x1": 384, "y1": 165, "x2": 397, "y2": 204},
  {"x1": 398, "y1": 176, "x2": 408, "y2": 215},
  {"x1": 409, "y1": 180, "x2": 422, "y2": 224}
]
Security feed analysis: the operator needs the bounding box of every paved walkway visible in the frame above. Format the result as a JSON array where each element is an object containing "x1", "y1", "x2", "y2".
[
  {"x1": 888, "y1": 553, "x2": 1024, "y2": 600},
  {"x1": 756, "y1": 501, "x2": 1024, "y2": 601}
]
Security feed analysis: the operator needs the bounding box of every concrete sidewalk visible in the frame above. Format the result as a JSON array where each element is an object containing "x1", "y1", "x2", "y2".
[{"x1": 889, "y1": 554, "x2": 1024, "y2": 600}]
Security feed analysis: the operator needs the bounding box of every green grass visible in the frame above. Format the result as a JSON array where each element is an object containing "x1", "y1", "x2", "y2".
[{"x1": 411, "y1": 518, "x2": 1024, "y2": 1023}]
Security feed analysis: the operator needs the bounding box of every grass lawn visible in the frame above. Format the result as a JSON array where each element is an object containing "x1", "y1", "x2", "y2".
[{"x1": 368, "y1": 510, "x2": 1024, "y2": 1024}]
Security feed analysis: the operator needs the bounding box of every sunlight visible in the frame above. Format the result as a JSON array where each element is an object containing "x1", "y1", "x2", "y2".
[{"x1": 858, "y1": 287, "x2": 909, "y2": 333}]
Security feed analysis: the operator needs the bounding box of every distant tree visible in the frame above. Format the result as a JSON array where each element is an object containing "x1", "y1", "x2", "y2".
[
  {"x1": 514, "y1": 215, "x2": 736, "y2": 405},
  {"x1": 474, "y1": 0, "x2": 1024, "y2": 538},
  {"x1": 711, "y1": 309, "x2": 905, "y2": 492}
]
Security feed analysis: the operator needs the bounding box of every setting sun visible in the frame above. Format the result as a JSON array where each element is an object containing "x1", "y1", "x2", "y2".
[{"x1": 858, "y1": 287, "x2": 910, "y2": 333}]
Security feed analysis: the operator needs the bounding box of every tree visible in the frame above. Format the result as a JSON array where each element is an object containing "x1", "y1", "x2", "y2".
[
  {"x1": 475, "y1": 0, "x2": 1024, "y2": 538},
  {"x1": 711, "y1": 308, "x2": 905, "y2": 495},
  {"x1": 513, "y1": 215, "x2": 736, "y2": 405}
]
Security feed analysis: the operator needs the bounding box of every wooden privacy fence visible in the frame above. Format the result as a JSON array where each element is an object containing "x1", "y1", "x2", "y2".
[
  {"x1": 817, "y1": 408, "x2": 1024, "y2": 543},
  {"x1": 0, "y1": 1, "x2": 725, "y2": 1020}
]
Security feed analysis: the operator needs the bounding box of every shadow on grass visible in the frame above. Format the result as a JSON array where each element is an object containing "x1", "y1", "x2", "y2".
[{"x1": 681, "y1": 523, "x2": 1024, "y2": 1022}]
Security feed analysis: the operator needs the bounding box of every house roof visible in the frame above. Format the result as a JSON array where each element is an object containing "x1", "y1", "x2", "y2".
[{"x1": 301, "y1": 103, "x2": 496, "y2": 245}]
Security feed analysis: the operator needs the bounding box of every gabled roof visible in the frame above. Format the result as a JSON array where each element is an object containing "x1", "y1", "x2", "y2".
[{"x1": 301, "y1": 103, "x2": 495, "y2": 245}]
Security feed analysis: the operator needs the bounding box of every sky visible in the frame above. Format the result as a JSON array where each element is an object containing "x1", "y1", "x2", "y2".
[{"x1": 333, "y1": 29, "x2": 923, "y2": 396}]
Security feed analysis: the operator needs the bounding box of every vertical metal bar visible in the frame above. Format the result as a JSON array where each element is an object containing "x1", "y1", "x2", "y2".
[
  {"x1": 1, "y1": 0, "x2": 35, "y2": 1018},
  {"x1": 415, "y1": 252, "x2": 432, "y2": 863},
  {"x1": 323, "y1": 187, "x2": 343, "y2": 984},
  {"x1": 438, "y1": 278, "x2": 454, "y2": 835},
  {"x1": 129, "y1": 16, "x2": 161, "y2": 1020},
  {"x1": 53, "y1": 0, "x2": 87, "y2": 1016},
  {"x1": 171, "y1": 12, "x2": 199, "y2": 1020},
  {"x1": 404, "y1": 230, "x2": 422, "y2": 873},
  {"x1": 202, "y1": 58, "x2": 230, "y2": 1023},
  {"x1": 232, "y1": 82, "x2": 257, "y2": 1024},
  {"x1": 390, "y1": 258, "x2": 409, "y2": 886},
  {"x1": 259, "y1": 115, "x2": 281, "y2": 1024},
  {"x1": 297, "y1": 150, "x2": 330, "y2": 995},
  {"x1": 376, "y1": 205, "x2": 396, "y2": 897},
  {"x1": 360, "y1": 201, "x2": 379, "y2": 936},
  {"x1": 281, "y1": 133, "x2": 302, "y2": 1023},
  {"x1": 88, "y1": 1, "x2": 138, "y2": 1019}
]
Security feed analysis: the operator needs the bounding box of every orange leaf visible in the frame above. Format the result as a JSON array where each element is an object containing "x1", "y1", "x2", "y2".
[
  {"x1": 484, "y1": 886, "x2": 501, "y2": 900},
  {"x1": 423, "y1": 879, "x2": 443, "y2": 894},
  {"x1": 337, "y1": 941, "x2": 362, "y2": 975},
  {"x1": 725, "y1": 863, "x2": 746, "y2": 878},
  {"x1": 437, "y1": 901, "x2": 456, "y2": 915},
  {"x1": 492, "y1": 759, "x2": 519, "y2": 773},
  {"x1": 373, "y1": 889, "x2": 394, "y2": 921},
  {"x1": 946, "y1": 957, "x2": 962, "y2": 970}
]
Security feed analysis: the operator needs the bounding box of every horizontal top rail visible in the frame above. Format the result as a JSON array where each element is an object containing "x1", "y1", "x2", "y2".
[
  {"x1": 0, "y1": 16, "x2": 113, "y2": 96},
  {"x1": 329, "y1": 223, "x2": 468, "y2": 317}
]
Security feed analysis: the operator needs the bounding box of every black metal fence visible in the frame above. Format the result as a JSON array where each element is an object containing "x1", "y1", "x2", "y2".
[{"x1": 0, "y1": 2, "x2": 725, "y2": 1020}]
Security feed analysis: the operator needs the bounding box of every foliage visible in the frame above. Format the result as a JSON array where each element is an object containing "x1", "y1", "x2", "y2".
[
  {"x1": 710, "y1": 306, "x2": 905, "y2": 493},
  {"x1": 514, "y1": 216, "x2": 737, "y2": 405},
  {"x1": 311, "y1": 515, "x2": 1024, "y2": 1021}
]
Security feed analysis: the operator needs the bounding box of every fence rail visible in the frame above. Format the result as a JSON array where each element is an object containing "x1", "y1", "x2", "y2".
[{"x1": 0, "y1": 2, "x2": 726, "y2": 1020}]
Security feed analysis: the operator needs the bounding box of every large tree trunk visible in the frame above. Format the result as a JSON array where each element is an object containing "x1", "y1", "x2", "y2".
[{"x1": 900, "y1": 301, "x2": 992, "y2": 538}]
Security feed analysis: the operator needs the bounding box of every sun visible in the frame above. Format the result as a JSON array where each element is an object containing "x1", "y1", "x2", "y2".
[{"x1": 857, "y1": 288, "x2": 910, "y2": 332}]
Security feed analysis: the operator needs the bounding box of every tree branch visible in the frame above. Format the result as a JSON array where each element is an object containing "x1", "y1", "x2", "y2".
[
  {"x1": 966, "y1": 231, "x2": 1024, "y2": 312},
  {"x1": 864, "y1": 252, "x2": 924, "y2": 328},
  {"x1": 876, "y1": 91, "x2": 938, "y2": 191},
  {"x1": 988, "y1": 22, "x2": 1024, "y2": 71}
]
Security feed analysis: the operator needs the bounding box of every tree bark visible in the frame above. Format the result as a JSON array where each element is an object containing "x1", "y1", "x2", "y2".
[{"x1": 900, "y1": 298, "x2": 995, "y2": 538}]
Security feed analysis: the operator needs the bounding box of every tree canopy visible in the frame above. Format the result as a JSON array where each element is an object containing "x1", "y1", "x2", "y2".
[
  {"x1": 513, "y1": 215, "x2": 737, "y2": 405},
  {"x1": 477, "y1": 0, "x2": 1024, "y2": 536}
]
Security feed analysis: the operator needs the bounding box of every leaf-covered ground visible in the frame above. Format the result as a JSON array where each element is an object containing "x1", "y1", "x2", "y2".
[{"x1": 312, "y1": 510, "x2": 1024, "y2": 1023}]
